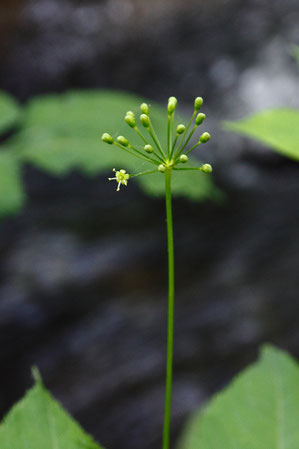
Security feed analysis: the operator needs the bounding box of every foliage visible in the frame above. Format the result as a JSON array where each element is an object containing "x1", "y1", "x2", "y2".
[
  {"x1": 178, "y1": 345, "x2": 299, "y2": 449},
  {"x1": 0, "y1": 90, "x2": 220, "y2": 219},
  {"x1": 2, "y1": 346, "x2": 299, "y2": 448},
  {"x1": 0, "y1": 91, "x2": 21, "y2": 134},
  {"x1": 224, "y1": 109, "x2": 299, "y2": 161},
  {"x1": 0, "y1": 373, "x2": 102, "y2": 449},
  {"x1": 0, "y1": 150, "x2": 25, "y2": 217},
  {"x1": 224, "y1": 48, "x2": 299, "y2": 162}
]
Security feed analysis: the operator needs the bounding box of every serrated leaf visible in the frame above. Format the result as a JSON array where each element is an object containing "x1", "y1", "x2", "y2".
[
  {"x1": 0, "y1": 150, "x2": 25, "y2": 217},
  {"x1": 0, "y1": 379, "x2": 103, "y2": 449},
  {"x1": 11, "y1": 89, "x2": 218, "y2": 200},
  {"x1": 0, "y1": 91, "x2": 22, "y2": 134},
  {"x1": 224, "y1": 109, "x2": 299, "y2": 161},
  {"x1": 178, "y1": 345, "x2": 299, "y2": 449}
]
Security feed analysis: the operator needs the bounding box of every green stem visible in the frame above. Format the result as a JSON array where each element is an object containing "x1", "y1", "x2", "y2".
[
  {"x1": 134, "y1": 126, "x2": 150, "y2": 145},
  {"x1": 167, "y1": 114, "x2": 173, "y2": 157},
  {"x1": 169, "y1": 133, "x2": 183, "y2": 160},
  {"x1": 173, "y1": 111, "x2": 196, "y2": 158},
  {"x1": 173, "y1": 141, "x2": 201, "y2": 164},
  {"x1": 128, "y1": 144, "x2": 162, "y2": 165},
  {"x1": 174, "y1": 165, "x2": 206, "y2": 170},
  {"x1": 148, "y1": 122, "x2": 166, "y2": 159},
  {"x1": 162, "y1": 168, "x2": 175, "y2": 449},
  {"x1": 114, "y1": 142, "x2": 157, "y2": 165},
  {"x1": 176, "y1": 125, "x2": 197, "y2": 157},
  {"x1": 171, "y1": 134, "x2": 178, "y2": 153},
  {"x1": 130, "y1": 169, "x2": 158, "y2": 178}
]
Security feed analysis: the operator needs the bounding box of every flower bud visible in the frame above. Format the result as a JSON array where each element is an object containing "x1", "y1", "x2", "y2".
[
  {"x1": 168, "y1": 96, "x2": 177, "y2": 106},
  {"x1": 199, "y1": 132, "x2": 211, "y2": 143},
  {"x1": 125, "y1": 113, "x2": 136, "y2": 128},
  {"x1": 176, "y1": 124, "x2": 185, "y2": 134},
  {"x1": 200, "y1": 163, "x2": 212, "y2": 174},
  {"x1": 179, "y1": 154, "x2": 189, "y2": 163},
  {"x1": 140, "y1": 103, "x2": 150, "y2": 115},
  {"x1": 194, "y1": 97, "x2": 203, "y2": 110},
  {"x1": 158, "y1": 164, "x2": 166, "y2": 173},
  {"x1": 117, "y1": 136, "x2": 129, "y2": 147},
  {"x1": 140, "y1": 114, "x2": 150, "y2": 128},
  {"x1": 101, "y1": 133, "x2": 114, "y2": 144},
  {"x1": 167, "y1": 97, "x2": 177, "y2": 114},
  {"x1": 144, "y1": 144, "x2": 154, "y2": 153},
  {"x1": 195, "y1": 113, "x2": 206, "y2": 126}
]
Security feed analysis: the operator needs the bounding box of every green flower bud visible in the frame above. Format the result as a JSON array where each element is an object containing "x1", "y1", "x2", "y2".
[
  {"x1": 167, "y1": 96, "x2": 177, "y2": 114},
  {"x1": 179, "y1": 154, "x2": 189, "y2": 163},
  {"x1": 200, "y1": 163, "x2": 212, "y2": 174},
  {"x1": 158, "y1": 164, "x2": 166, "y2": 173},
  {"x1": 140, "y1": 114, "x2": 150, "y2": 128},
  {"x1": 144, "y1": 144, "x2": 154, "y2": 153},
  {"x1": 168, "y1": 96, "x2": 178, "y2": 106},
  {"x1": 140, "y1": 103, "x2": 150, "y2": 115},
  {"x1": 125, "y1": 113, "x2": 136, "y2": 128},
  {"x1": 176, "y1": 124, "x2": 185, "y2": 134},
  {"x1": 194, "y1": 97, "x2": 203, "y2": 110},
  {"x1": 199, "y1": 132, "x2": 211, "y2": 143},
  {"x1": 117, "y1": 136, "x2": 129, "y2": 146},
  {"x1": 126, "y1": 111, "x2": 134, "y2": 116},
  {"x1": 101, "y1": 133, "x2": 114, "y2": 144},
  {"x1": 195, "y1": 113, "x2": 206, "y2": 126}
]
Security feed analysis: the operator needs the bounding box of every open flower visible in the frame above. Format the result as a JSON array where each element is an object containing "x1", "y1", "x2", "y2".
[{"x1": 108, "y1": 168, "x2": 130, "y2": 191}]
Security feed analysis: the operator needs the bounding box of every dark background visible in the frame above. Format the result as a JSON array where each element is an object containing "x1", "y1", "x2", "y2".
[{"x1": 0, "y1": 1, "x2": 299, "y2": 449}]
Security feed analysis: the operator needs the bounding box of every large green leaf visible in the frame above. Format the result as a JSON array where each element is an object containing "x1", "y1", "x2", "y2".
[
  {"x1": 11, "y1": 90, "x2": 218, "y2": 200},
  {"x1": 0, "y1": 151, "x2": 25, "y2": 217},
  {"x1": 224, "y1": 109, "x2": 299, "y2": 161},
  {"x1": 0, "y1": 376, "x2": 103, "y2": 449},
  {"x1": 178, "y1": 346, "x2": 299, "y2": 449},
  {"x1": 0, "y1": 91, "x2": 22, "y2": 134}
]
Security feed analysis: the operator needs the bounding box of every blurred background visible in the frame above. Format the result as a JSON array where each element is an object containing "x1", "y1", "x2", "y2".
[{"x1": 0, "y1": 0, "x2": 299, "y2": 448}]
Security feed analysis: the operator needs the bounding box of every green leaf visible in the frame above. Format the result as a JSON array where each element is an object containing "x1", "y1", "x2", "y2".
[
  {"x1": 0, "y1": 91, "x2": 22, "y2": 134},
  {"x1": 11, "y1": 89, "x2": 218, "y2": 200},
  {"x1": 11, "y1": 90, "x2": 167, "y2": 176},
  {"x1": 178, "y1": 345, "x2": 299, "y2": 449},
  {"x1": 0, "y1": 150, "x2": 25, "y2": 217},
  {"x1": 224, "y1": 108, "x2": 299, "y2": 161},
  {"x1": 0, "y1": 378, "x2": 103, "y2": 449}
]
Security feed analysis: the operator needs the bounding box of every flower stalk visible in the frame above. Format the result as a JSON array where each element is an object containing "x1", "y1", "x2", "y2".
[
  {"x1": 101, "y1": 96, "x2": 213, "y2": 449},
  {"x1": 163, "y1": 167, "x2": 175, "y2": 449}
]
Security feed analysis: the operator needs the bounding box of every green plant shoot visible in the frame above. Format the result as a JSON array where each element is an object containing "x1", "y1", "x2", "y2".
[{"x1": 101, "y1": 96, "x2": 213, "y2": 449}]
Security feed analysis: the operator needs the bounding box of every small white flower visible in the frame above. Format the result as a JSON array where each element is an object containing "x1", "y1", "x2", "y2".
[{"x1": 108, "y1": 168, "x2": 130, "y2": 191}]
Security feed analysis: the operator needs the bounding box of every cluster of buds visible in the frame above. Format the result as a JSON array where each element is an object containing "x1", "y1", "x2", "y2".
[{"x1": 101, "y1": 96, "x2": 212, "y2": 190}]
